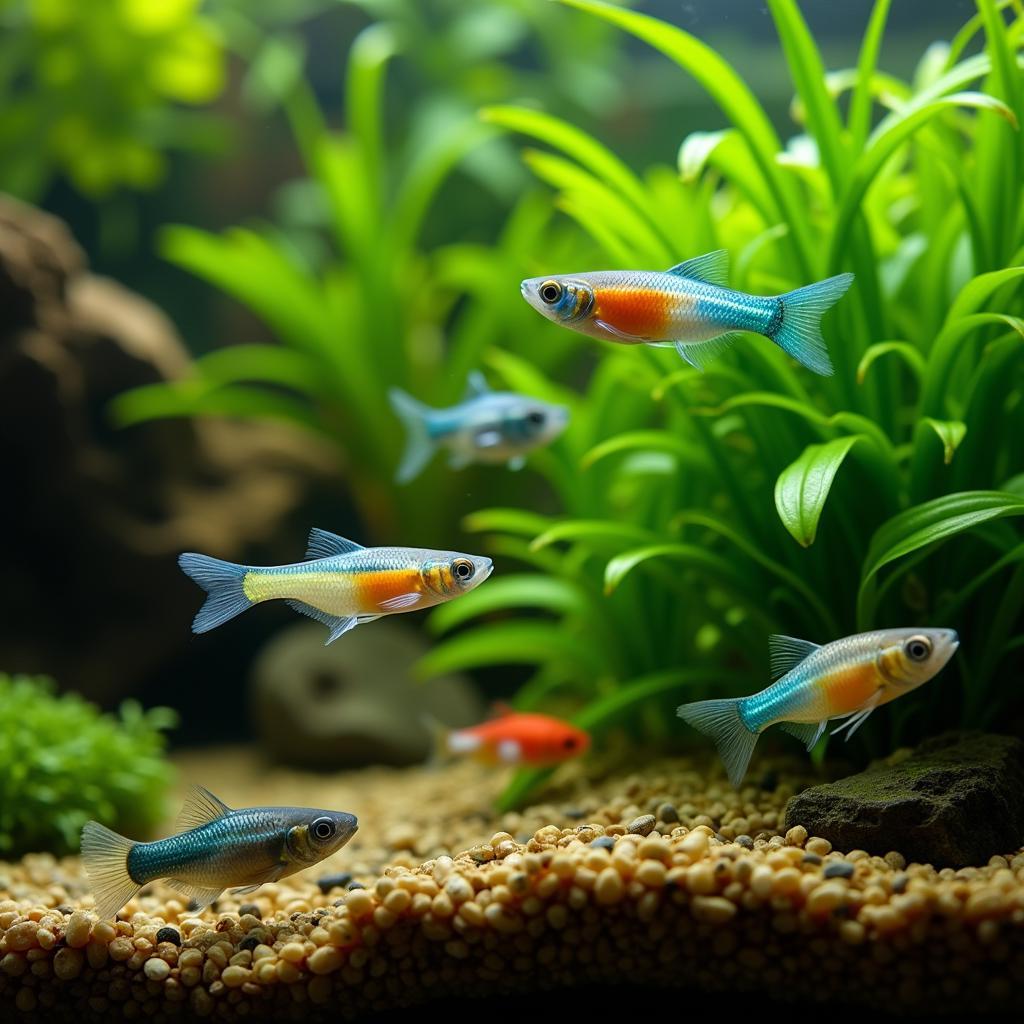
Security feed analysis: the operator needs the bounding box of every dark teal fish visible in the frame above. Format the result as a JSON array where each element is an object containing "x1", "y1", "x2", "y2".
[
  {"x1": 81, "y1": 786, "x2": 358, "y2": 919},
  {"x1": 521, "y1": 250, "x2": 854, "y2": 375}
]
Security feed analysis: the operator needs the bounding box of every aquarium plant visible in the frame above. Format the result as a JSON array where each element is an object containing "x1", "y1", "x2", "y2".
[
  {"x1": 0, "y1": 0, "x2": 225, "y2": 200},
  {"x1": 416, "y1": 0, "x2": 1024, "y2": 806},
  {"x1": 110, "y1": 0, "x2": 624, "y2": 545},
  {"x1": 0, "y1": 674, "x2": 177, "y2": 858}
]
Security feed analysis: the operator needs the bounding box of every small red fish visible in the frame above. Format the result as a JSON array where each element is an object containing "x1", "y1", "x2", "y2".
[{"x1": 443, "y1": 708, "x2": 590, "y2": 766}]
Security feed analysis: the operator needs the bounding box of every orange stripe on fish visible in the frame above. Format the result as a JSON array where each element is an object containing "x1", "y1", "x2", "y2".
[{"x1": 592, "y1": 286, "x2": 678, "y2": 339}]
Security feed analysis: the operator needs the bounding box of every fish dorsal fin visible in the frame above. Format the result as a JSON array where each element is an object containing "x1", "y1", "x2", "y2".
[
  {"x1": 665, "y1": 249, "x2": 730, "y2": 286},
  {"x1": 305, "y1": 527, "x2": 364, "y2": 561},
  {"x1": 176, "y1": 785, "x2": 231, "y2": 831},
  {"x1": 769, "y1": 635, "x2": 821, "y2": 679},
  {"x1": 464, "y1": 371, "x2": 491, "y2": 400}
]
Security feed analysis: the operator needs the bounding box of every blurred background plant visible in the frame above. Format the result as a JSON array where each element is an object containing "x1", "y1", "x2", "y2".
[
  {"x1": 412, "y1": 0, "x2": 1024, "y2": 806},
  {"x1": 0, "y1": 674, "x2": 176, "y2": 857}
]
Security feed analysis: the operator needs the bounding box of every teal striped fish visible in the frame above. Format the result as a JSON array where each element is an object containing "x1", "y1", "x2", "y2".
[
  {"x1": 521, "y1": 250, "x2": 854, "y2": 375},
  {"x1": 81, "y1": 786, "x2": 358, "y2": 919}
]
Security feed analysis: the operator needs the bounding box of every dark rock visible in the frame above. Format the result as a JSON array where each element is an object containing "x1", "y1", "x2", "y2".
[
  {"x1": 347, "y1": 881, "x2": 365, "y2": 890},
  {"x1": 823, "y1": 860, "x2": 854, "y2": 879},
  {"x1": 801, "y1": 853, "x2": 822, "y2": 866},
  {"x1": 785, "y1": 732, "x2": 1024, "y2": 868},
  {"x1": 155, "y1": 927, "x2": 180, "y2": 946},
  {"x1": 589, "y1": 836, "x2": 615, "y2": 850},
  {"x1": 656, "y1": 803, "x2": 679, "y2": 824},
  {"x1": 626, "y1": 814, "x2": 656, "y2": 836},
  {"x1": 0, "y1": 194, "x2": 331, "y2": 705},
  {"x1": 735, "y1": 835, "x2": 754, "y2": 849},
  {"x1": 238, "y1": 935, "x2": 260, "y2": 952},
  {"x1": 238, "y1": 904, "x2": 261, "y2": 919},
  {"x1": 317, "y1": 872, "x2": 353, "y2": 895}
]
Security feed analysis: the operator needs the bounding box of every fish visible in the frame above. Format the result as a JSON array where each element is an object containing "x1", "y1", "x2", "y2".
[
  {"x1": 677, "y1": 628, "x2": 959, "y2": 787},
  {"x1": 179, "y1": 528, "x2": 493, "y2": 644},
  {"x1": 388, "y1": 372, "x2": 569, "y2": 484},
  {"x1": 433, "y1": 706, "x2": 591, "y2": 766},
  {"x1": 81, "y1": 785, "x2": 358, "y2": 920},
  {"x1": 520, "y1": 250, "x2": 854, "y2": 375}
]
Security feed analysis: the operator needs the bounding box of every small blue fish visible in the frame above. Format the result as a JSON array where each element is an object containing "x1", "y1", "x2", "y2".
[
  {"x1": 521, "y1": 250, "x2": 854, "y2": 375},
  {"x1": 388, "y1": 372, "x2": 569, "y2": 483},
  {"x1": 81, "y1": 786, "x2": 358, "y2": 919}
]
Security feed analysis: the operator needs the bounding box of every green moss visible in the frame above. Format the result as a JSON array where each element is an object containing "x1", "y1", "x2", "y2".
[{"x1": 0, "y1": 674, "x2": 177, "y2": 858}]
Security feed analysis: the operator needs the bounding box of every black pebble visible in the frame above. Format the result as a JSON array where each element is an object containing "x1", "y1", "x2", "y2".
[
  {"x1": 658, "y1": 804, "x2": 679, "y2": 824},
  {"x1": 239, "y1": 904, "x2": 261, "y2": 919},
  {"x1": 347, "y1": 881, "x2": 366, "y2": 890},
  {"x1": 735, "y1": 835, "x2": 754, "y2": 849},
  {"x1": 155, "y1": 927, "x2": 181, "y2": 946},
  {"x1": 239, "y1": 935, "x2": 260, "y2": 952},
  {"x1": 589, "y1": 835, "x2": 615, "y2": 850},
  {"x1": 317, "y1": 872, "x2": 353, "y2": 895},
  {"x1": 802, "y1": 852, "x2": 823, "y2": 866},
  {"x1": 824, "y1": 860, "x2": 855, "y2": 879}
]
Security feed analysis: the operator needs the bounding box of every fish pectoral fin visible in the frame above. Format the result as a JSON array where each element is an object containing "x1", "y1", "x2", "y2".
[
  {"x1": 665, "y1": 249, "x2": 730, "y2": 286},
  {"x1": 304, "y1": 527, "x2": 364, "y2": 560},
  {"x1": 463, "y1": 371, "x2": 491, "y2": 399},
  {"x1": 230, "y1": 883, "x2": 263, "y2": 896},
  {"x1": 779, "y1": 719, "x2": 827, "y2": 752},
  {"x1": 285, "y1": 600, "x2": 360, "y2": 645},
  {"x1": 378, "y1": 592, "x2": 421, "y2": 612},
  {"x1": 831, "y1": 693, "x2": 882, "y2": 741},
  {"x1": 356, "y1": 614, "x2": 382, "y2": 624},
  {"x1": 473, "y1": 429, "x2": 504, "y2": 449},
  {"x1": 594, "y1": 318, "x2": 648, "y2": 342},
  {"x1": 674, "y1": 334, "x2": 737, "y2": 370},
  {"x1": 175, "y1": 785, "x2": 232, "y2": 831},
  {"x1": 768, "y1": 635, "x2": 823, "y2": 680},
  {"x1": 166, "y1": 880, "x2": 225, "y2": 911}
]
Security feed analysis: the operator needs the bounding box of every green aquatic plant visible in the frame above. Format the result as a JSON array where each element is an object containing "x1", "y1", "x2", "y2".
[
  {"x1": 0, "y1": 0, "x2": 225, "y2": 199},
  {"x1": 111, "y1": 4, "x2": 603, "y2": 544},
  {"x1": 418, "y1": 0, "x2": 1024, "y2": 807},
  {"x1": 0, "y1": 674, "x2": 177, "y2": 858}
]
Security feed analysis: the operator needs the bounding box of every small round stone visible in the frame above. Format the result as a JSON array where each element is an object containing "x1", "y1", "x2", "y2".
[
  {"x1": 589, "y1": 835, "x2": 615, "y2": 850},
  {"x1": 823, "y1": 860, "x2": 855, "y2": 879},
  {"x1": 656, "y1": 802, "x2": 679, "y2": 823},
  {"x1": 317, "y1": 872, "x2": 353, "y2": 895},
  {"x1": 144, "y1": 957, "x2": 171, "y2": 982},
  {"x1": 627, "y1": 815, "x2": 656, "y2": 836},
  {"x1": 155, "y1": 926, "x2": 180, "y2": 946}
]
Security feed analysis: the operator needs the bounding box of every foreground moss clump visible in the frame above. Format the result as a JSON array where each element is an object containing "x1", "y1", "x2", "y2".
[{"x1": 0, "y1": 674, "x2": 176, "y2": 857}]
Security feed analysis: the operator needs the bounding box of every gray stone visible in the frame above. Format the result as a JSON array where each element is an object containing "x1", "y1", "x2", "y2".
[
  {"x1": 250, "y1": 619, "x2": 485, "y2": 768},
  {"x1": 784, "y1": 732, "x2": 1024, "y2": 868}
]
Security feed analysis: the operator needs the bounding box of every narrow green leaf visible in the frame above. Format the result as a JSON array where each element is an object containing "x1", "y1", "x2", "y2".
[
  {"x1": 774, "y1": 436, "x2": 863, "y2": 547},
  {"x1": 856, "y1": 341, "x2": 926, "y2": 384},
  {"x1": 848, "y1": 0, "x2": 893, "y2": 150},
  {"x1": 858, "y1": 491, "x2": 1024, "y2": 626},
  {"x1": 580, "y1": 431, "x2": 712, "y2": 473},
  {"x1": 922, "y1": 418, "x2": 967, "y2": 464},
  {"x1": 604, "y1": 543, "x2": 752, "y2": 599},
  {"x1": 462, "y1": 508, "x2": 553, "y2": 538},
  {"x1": 532, "y1": 520, "x2": 657, "y2": 553}
]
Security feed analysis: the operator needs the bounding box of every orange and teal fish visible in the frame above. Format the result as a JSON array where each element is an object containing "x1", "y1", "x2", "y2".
[
  {"x1": 521, "y1": 250, "x2": 853, "y2": 375},
  {"x1": 677, "y1": 628, "x2": 959, "y2": 786},
  {"x1": 439, "y1": 708, "x2": 590, "y2": 767},
  {"x1": 179, "y1": 528, "x2": 493, "y2": 645}
]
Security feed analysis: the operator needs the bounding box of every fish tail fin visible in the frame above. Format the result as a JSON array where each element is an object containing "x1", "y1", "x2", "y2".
[
  {"x1": 178, "y1": 553, "x2": 253, "y2": 633},
  {"x1": 388, "y1": 388, "x2": 437, "y2": 484},
  {"x1": 677, "y1": 697, "x2": 759, "y2": 788},
  {"x1": 80, "y1": 821, "x2": 140, "y2": 920},
  {"x1": 768, "y1": 273, "x2": 854, "y2": 376}
]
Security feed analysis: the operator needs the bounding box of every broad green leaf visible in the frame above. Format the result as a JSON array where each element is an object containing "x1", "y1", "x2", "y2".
[
  {"x1": 774, "y1": 436, "x2": 863, "y2": 547},
  {"x1": 922, "y1": 418, "x2": 967, "y2": 464},
  {"x1": 858, "y1": 491, "x2": 1024, "y2": 626}
]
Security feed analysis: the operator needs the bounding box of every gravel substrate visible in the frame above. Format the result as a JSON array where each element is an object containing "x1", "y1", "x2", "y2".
[{"x1": 1, "y1": 748, "x2": 1023, "y2": 1019}]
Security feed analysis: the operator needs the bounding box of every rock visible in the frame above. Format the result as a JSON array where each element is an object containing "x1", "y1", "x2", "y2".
[
  {"x1": 250, "y1": 620, "x2": 485, "y2": 768},
  {"x1": 0, "y1": 194, "x2": 332, "y2": 703},
  {"x1": 785, "y1": 732, "x2": 1024, "y2": 868}
]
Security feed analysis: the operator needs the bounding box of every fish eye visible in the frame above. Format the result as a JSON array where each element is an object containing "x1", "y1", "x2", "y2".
[
  {"x1": 526, "y1": 411, "x2": 546, "y2": 425},
  {"x1": 904, "y1": 635, "x2": 932, "y2": 662},
  {"x1": 539, "y1": 280, "x2": 562, "y2": 304},
  {"x1": 311, "y1": 817, "x2": 335, "y2": 841},
  {"x1": 452, "y1": 558, "x2": 475, "y2": 581},
  {"x1": 563, "y1": 736, "x2": 576, "y2": 749}
]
